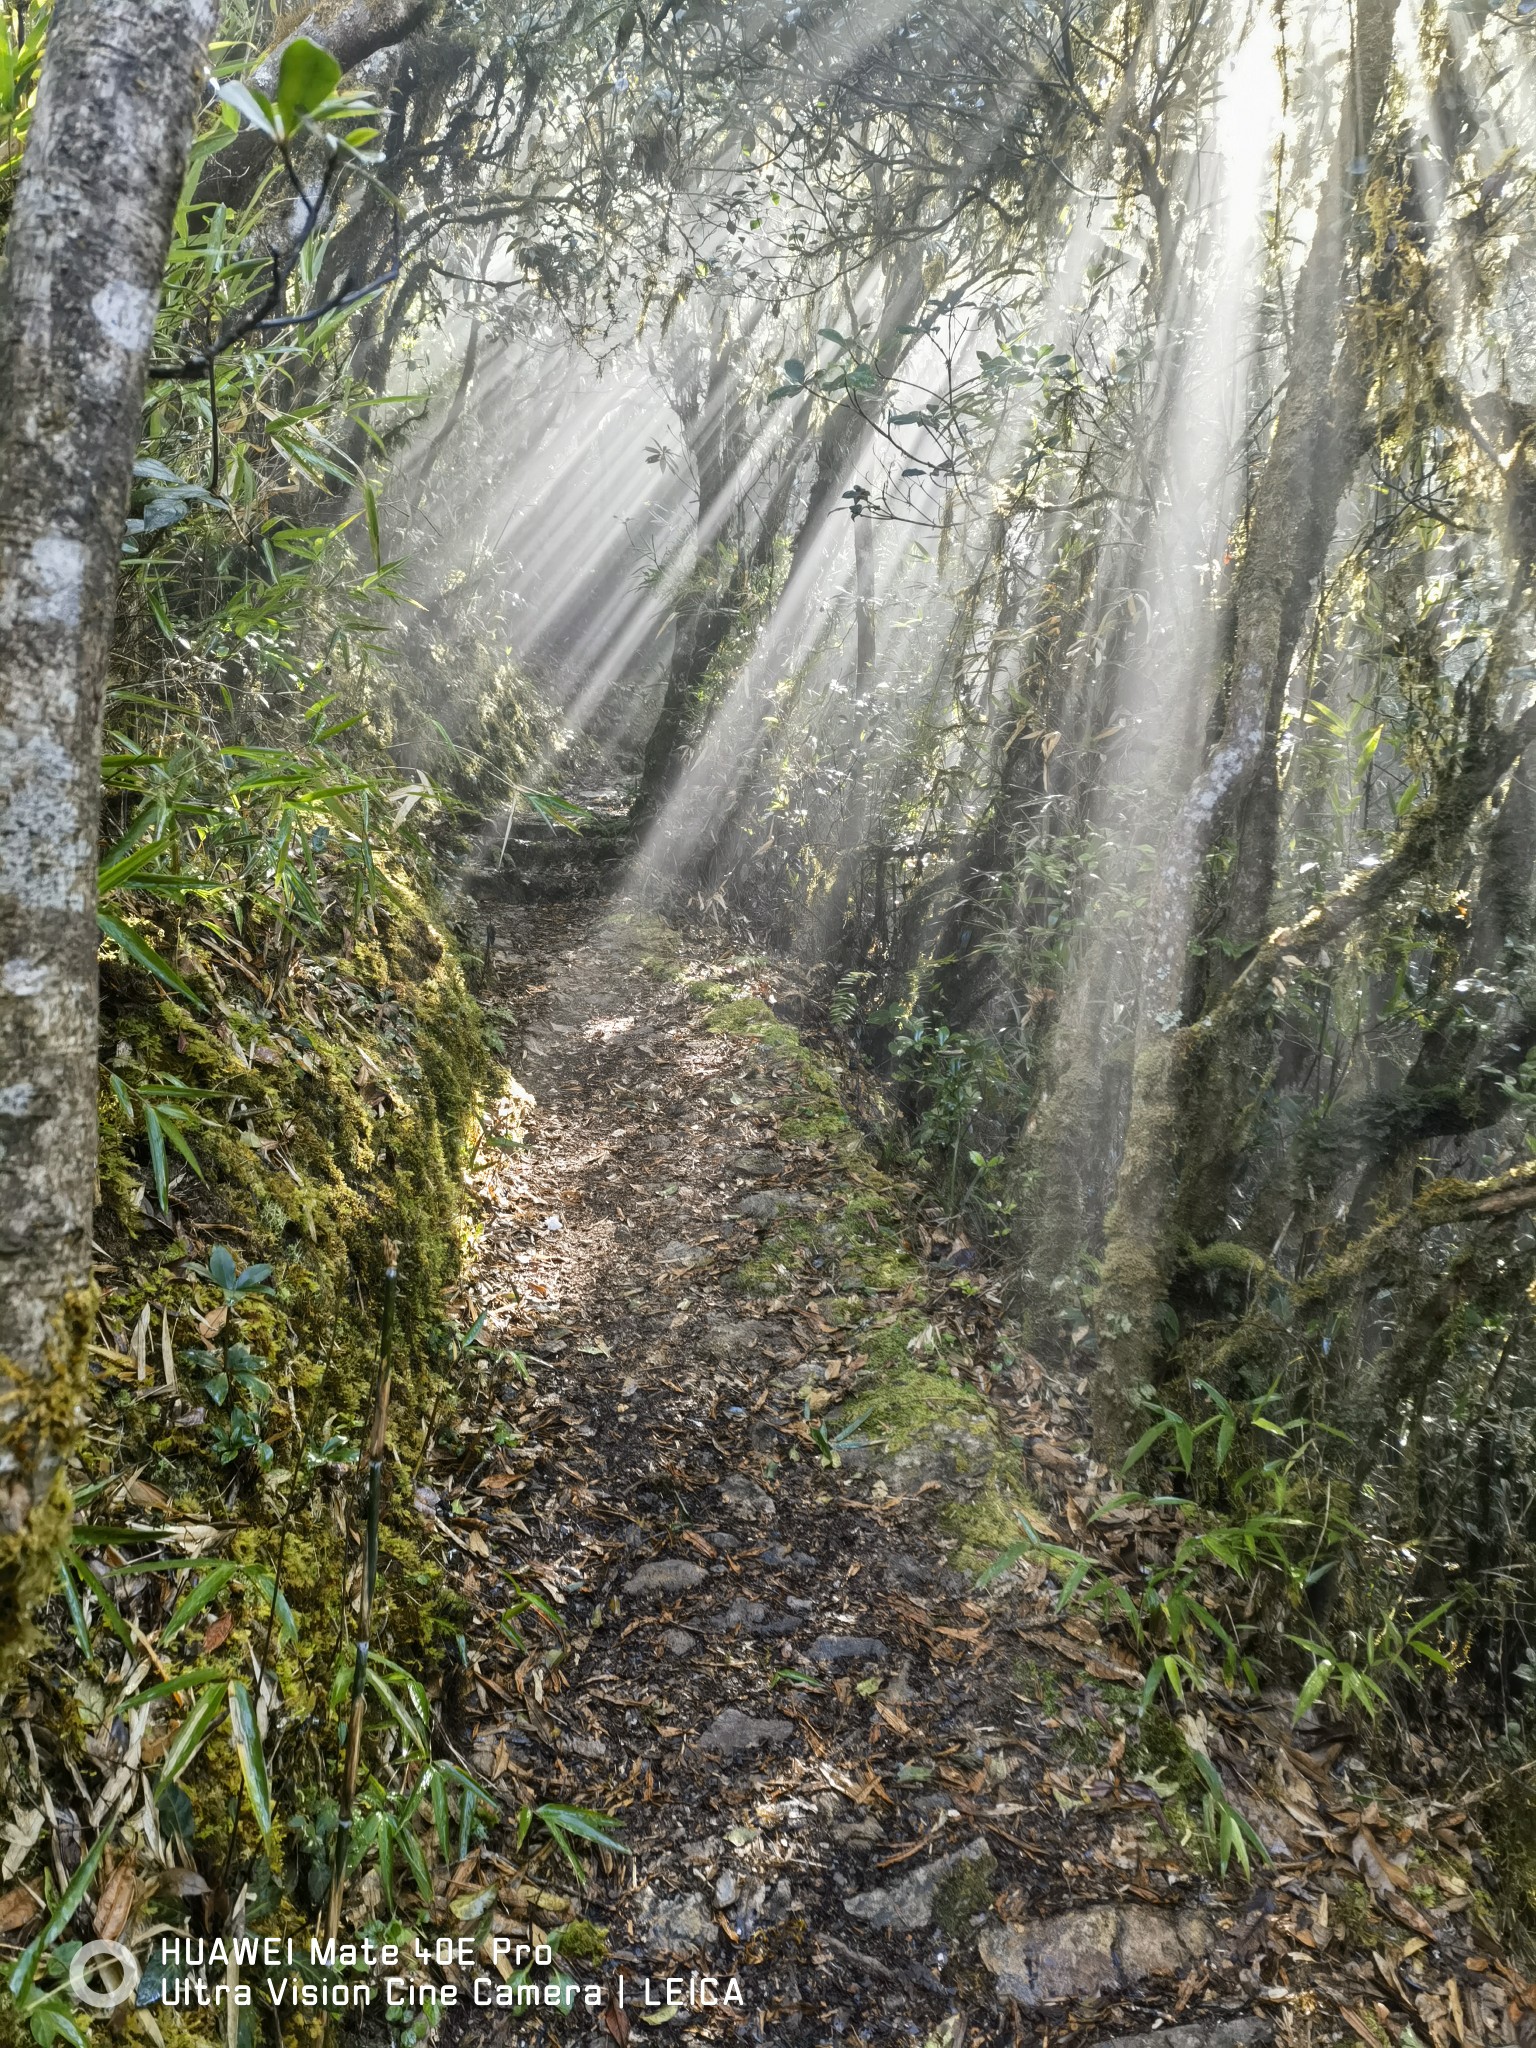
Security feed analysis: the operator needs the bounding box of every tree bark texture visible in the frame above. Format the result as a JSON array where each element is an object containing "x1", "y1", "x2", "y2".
[{"x1": 0, "y1": 0, "x2": 217, "y2": 1660}]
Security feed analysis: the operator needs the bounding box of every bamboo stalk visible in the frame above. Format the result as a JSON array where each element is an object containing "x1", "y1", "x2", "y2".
[{"x1": 324, "y1": 1260, "x2": 397, "y2": 1942}]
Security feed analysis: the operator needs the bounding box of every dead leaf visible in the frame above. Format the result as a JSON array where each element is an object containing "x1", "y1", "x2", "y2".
[
  {"x1": 1337, "y1": 2007, "x2": 1388, "y2": 2048},
  {"x1": 196, "y1": 1303, "x2": 229, "y2": 1344},
  {"x1": 1353, "y1": 1829, "x2": 1411, "y2": 1893},
  {"x1": 1382, "y1": 1891, "x2": 1436, "y2": 1939},
  {"x1": 1, "y1": 1810, "x2": 44, "y2": 1882},
  {"x1": 202, "y1": 1613, "x2": 235, "y2": 1654},
  {"x1": 1025, "y1": 1628, "x2": 1141, "y2": 1685},
  {"x1": 874, "y1": 1700, "x2": 917, "y2": 1739},
  {"x1": 93, "y1": 1859, "x2": 140, "y2": 1942},
  {"x1": 124, "y1": 1476, "x2": 172, "y2": 1512},
  {"x1": 0, "y1": 1886, "x2": 40, "y2": 1933}
]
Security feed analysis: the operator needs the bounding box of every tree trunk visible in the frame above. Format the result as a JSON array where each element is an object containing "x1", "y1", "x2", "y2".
[
  {"x1": 1092, "y1": 0, "x2": 1401, "y2": 1445},
  {"x1": 630, "y1": 320, "x2": 754, "y2": 823},
  {"x1": 0, "y1": 0, "x2": 216, "y2": 1664},
  {"x1": 854, "y1": 508, "x2": 875, "y2": 696}
]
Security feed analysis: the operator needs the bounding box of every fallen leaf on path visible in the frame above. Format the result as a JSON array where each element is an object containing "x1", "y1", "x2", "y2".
[{"x1": 0, "y1": 1886, "x2": 40, "y2": 1933}]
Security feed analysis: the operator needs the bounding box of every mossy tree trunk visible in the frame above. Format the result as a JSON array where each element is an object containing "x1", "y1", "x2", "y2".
[
  {"x1": 1092, "y1": 0, "x2": 1403, "y2": 1446},
  {"x1": 0, "y1": 0, "x2": 216, "y2": 1667}
]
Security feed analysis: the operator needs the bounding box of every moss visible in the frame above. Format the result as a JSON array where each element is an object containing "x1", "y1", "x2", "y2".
[
  {"x1": 1129, "y1": 1707, "x2": 1205, "y2": 1802},
  {"x1": 602, "y1": 911, "x2": 683, "y2": 980},
  {"x1": 0, "y1": 1987, "x2": 33, "y2": 2048},
  {"x1": 697, "y1": 960, "x2": 1030, "y2": 1567},
  {"x1": 1013, "y1": 1656, "x2": 1065, "y2": 1712},
  {"x1": 933, "y1": 1846, "x2": 998, "y2": 1941},
  {"x1": 735, "y1": 1218, "x2": 818, "y2": 1294},
  {"x1": 553, "y1": 1919, "x2": 609, "y2": 1965},
  {"x1": 941, "y1": 1475, "x2": 1034, "y2": 1564},
  {"x1": 84, "y1": 873, "x2": 495, "y2": 1712},
  {"x1": 0, "y1": 1286, "x2": 92, "y2": 1678},
  {"x1": 1333, "y1": 1878, "x2": 1382, "y2": 1950},
  {"x1": 847, "y1": 1363, "x2": 985, "y2": 1443},
  {"x1": 704, "y1": 995, "x2": 802, "y2": 1052},
  {"x1": 1182, "y1": 1239, "x2": 1272, "y2": 1281}
]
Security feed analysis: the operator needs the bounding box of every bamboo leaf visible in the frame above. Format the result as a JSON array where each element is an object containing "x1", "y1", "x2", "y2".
[
  {"x1": 162, "y1": 1560, "x2": 242, "y2": 1642},
  {"x1": 9, "y1": 1825, "x2": 114, "y2": 2002},
  {"x1": 157, "y1": 1684, "x2": 228, "y2": 1787},
  {"x1": 98, "y1": 911, "x2": 204, "y2": 1007},
  {"x1": 227, "y1": 1680, "x2": 276, "y2": 1848}
]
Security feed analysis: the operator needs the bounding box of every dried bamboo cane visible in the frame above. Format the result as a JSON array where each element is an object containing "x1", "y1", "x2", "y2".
[{"x1": 324, "y1": 1260, "x2": 398, "y2": 1942}]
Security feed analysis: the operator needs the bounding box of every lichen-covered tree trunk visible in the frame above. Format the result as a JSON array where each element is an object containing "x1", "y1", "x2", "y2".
[
  {"x1": 0, "y1": 0, "x2": 216, "y2": 1662},
  {"x1": 1091, "y1": 0, "x2": 1402, "y2": 1445}
]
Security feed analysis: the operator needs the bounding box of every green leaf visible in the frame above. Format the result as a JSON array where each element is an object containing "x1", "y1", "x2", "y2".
[
  {"x1": 57, "y1": 1562, "x2": 92, "y2": 1660},
  {"x1": 975, "y1": 1541, "x2": 1030, "y2": 1589},
  {"x1": 127, "y1": 1667, "x2": 231, "y2": 1707},
  {"x1": 157, "y1": 1685, "x2": 227, "y2": 1787},
  {"x1": 246, "y1": 1569, "x2": 298, "y2": 1646},
  {"x1": 9, "y1": 1826, "x2": 113, "y2": 2002},
  {"x1": 396, "y1": 1822, "x2": 432, "y2": 1901},
  {"x1": 537, "y1": 1804, "x2": 626, "y2": 1855},
  {"x1": 227, "y1": 1681, "x2": 276, "y2": 1849},
  {"x1": 1122, "y1": 1418, "x2": 1169, "y2": 1471},
  {"x1": 163, "y1": 1560, "x2": 242, "y2": 1642},
  {"x1": 275, "y1": 37, "x2": 341, "y2": 134},
  {"x1": 143, "y1": 1102, "x2": 170, "y2": 1211},
  {"x1": 98, "y1": 912, "x2": 203, "y2": 1007},
  {"x1": 362, "y1": 479, "x2": 382, "y2": 570},
  {"x1": 68, "y1": 1556, "x2": 137, "y2": 1655},
  {"x1": 217, "y1": 78, "x2": 277, "y2": 138},
  {"x1": 430, "y1": 1768, "x2": 452, "y2": 1864}
]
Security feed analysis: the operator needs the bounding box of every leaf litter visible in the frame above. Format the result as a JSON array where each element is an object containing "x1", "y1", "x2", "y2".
[{"x1": 424, "y1": 899, "x2": 1535, "y2": 2048}]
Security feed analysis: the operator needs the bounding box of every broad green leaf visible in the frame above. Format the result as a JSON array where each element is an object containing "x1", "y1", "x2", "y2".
[
  {"x1": 143, "y1": 1102, "x2": 169, "y2": 1210},
  {"x1": 536, "y1": 1804, "x2": 626, "y2": 1855},
  {"x1": 127, "y1": 1667, "x2": 230, "y2": 1707},
  {"x1": 430, "y1": 1767, "x2": 452, "y2": 1863},
  {"x1": 69, "y1": 1555, "x2": 137, "y2": 1654},
  {"x1": 217, "y1": 78, "x2": 276, "y2": 138},
  {"x1": 57, "y1": 1560, "x2": 92, "y2": 1659},
  {"x1": 275, "y1": 37, "x2": 341, "y2": 134},
  {"x1": 365, "y1": 1666, "x2": 430, "y2": 1756}
]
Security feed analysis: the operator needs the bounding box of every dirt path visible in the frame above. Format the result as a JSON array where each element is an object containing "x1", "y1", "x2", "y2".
[{"x1": 420, "y1": 898, "x2": 1510, "y2": 2048}]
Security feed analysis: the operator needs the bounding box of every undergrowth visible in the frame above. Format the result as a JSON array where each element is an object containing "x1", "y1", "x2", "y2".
[{"x1": 0, "y1": 22, "x2": 594, "y2": 2044}]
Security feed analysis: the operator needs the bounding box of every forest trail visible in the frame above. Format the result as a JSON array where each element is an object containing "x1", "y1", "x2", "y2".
[{"x1": 411, "y1": 894, "x2": 1510, "y2": 2048}]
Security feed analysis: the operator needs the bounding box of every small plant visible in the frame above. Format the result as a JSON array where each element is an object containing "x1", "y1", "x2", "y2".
[
  {"x1": 190, "y1": 1243, "x2": 274, "y2": 1305},
  {"x1": 981, "y1": 1383, "x2": 1458, "y2": 1723},
  {"x1": 513, "y1": 1804, "x2": 627, "y2": 1886},
  {"x1": 105, "y1": 1069, "x2": 222, "y2": 1211},
  {"x1": 889, "y1": 1010, "x2": 998, "y2": 1210}
]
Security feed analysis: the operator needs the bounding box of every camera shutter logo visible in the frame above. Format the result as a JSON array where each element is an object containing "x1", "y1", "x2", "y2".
[{"x1": 68, "y1": 1939, "x2": 141, "y2": 2011}]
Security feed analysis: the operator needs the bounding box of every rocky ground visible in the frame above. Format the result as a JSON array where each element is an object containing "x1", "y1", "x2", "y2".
[{"x1": 413, "y1": 895, "x2": 1529, "y2": 2048}]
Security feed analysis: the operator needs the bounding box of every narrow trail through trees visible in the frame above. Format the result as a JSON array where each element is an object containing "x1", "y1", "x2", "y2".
[{"x1": 418, "y1": 898, "x2": 1517, "y2": 2048}]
